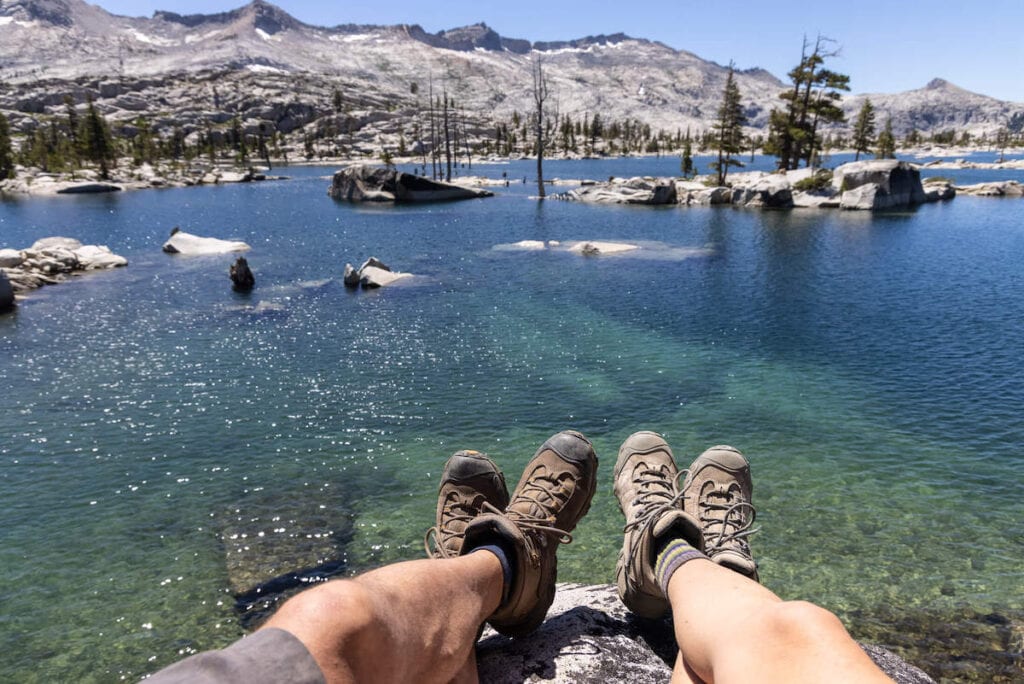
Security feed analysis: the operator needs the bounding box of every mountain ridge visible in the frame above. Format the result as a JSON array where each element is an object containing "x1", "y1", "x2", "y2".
[{"x1": 1, "y1": 0, "x2": 1022, "y2": 148}]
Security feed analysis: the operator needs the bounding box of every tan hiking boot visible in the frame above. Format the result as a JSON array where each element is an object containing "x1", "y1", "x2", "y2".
[
  {"x1": 425, "y1": 450, "x2": 509, "y2": 559},
  {"x1": 461, "y1": 430, "x2": 598, "y2": 637},
  {"x1": 682, "y1": 445, "x2": 759, "y2": 580},
  {"x1": 613, "y1": 431, "x2": 704, "y2": 618}
]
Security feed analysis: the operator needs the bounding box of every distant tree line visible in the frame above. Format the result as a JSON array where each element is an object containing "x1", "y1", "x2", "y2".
[{"x1": 3, "y1": 62, "x2": 1024, "y2": 185}]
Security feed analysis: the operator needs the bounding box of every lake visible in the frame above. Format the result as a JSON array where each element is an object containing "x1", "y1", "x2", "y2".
[{"x1": 2, "y1": 154, "x2": 1023, "y2": 681}]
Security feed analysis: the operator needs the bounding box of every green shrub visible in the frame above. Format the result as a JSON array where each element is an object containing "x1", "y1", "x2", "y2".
[{"x1": 793, "y1": 169, "x2": 834, "y2": 192}]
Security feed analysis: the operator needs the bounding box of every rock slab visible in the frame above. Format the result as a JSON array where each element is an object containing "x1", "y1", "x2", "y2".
[
  {"x1": 162, "y1": 230, "x2": 251, "y2": 255},
  {"x1": 343, "y1": 257, "x2": 413, "y2": 289},
  {"x1": 476, "y1": 584, "x2": 934, "y2": 683},
  {"x1": 329, "y1": 165, "x2": 493, "y2": 203}
]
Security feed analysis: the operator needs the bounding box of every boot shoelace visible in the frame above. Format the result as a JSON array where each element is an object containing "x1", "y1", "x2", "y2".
[{"x1": 701, "y1": 484, "x2": 759, "y2": 552}]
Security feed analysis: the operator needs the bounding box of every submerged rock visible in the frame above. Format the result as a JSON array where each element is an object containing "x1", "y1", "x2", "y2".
[
  {"x1": 162, "y1": 228, "x2": 251, "y2": 255},
  {"x1": 567, "y1": 241, "x2": 639, "y2": 256},
  {"x1": 477, "y1": 584, "x2": 933, "y2": 683},
  {"x1": 329, "y1": 165, "x2": 493, "y2": 203},
  {"x1": 216, "y1": 490, "x2": 355, "y2": 630},
  {"x1": 955, "y1": 180, "x2": 1023, "y2": 197}
]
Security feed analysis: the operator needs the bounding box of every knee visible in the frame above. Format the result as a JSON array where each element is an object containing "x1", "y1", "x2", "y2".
[
  {"x1": 760, "y1": 600, "x2": 848, "y2": 644},
  {"x1": 268, "y1": 579, "x2": 375, "y2": 638}
]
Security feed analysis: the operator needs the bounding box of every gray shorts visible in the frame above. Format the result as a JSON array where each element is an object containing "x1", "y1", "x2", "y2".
[{"x1": 144, "y1": 628, "x2": 325, "y2": 684}]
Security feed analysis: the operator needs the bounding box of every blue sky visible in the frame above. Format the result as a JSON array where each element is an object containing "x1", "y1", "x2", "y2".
[{"x1": 90, "y1": 0, "x2": 1024, "y2": 102}]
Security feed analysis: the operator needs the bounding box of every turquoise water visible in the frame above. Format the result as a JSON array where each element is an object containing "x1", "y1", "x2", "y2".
[{"x1": 2, "y1": 157, "x2": 1023, "y2": 681}]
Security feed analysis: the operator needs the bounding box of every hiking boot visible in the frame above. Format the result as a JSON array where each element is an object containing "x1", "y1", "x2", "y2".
[
  {"x1": 425, "y1": 450, "x2": 509, "y2": 559},
  {"x1": 461, "y1": 430, "x2": 598, "y2": 637},
  {"x1": 682, "y1": 445, "x2": 759, "y2": 580},
  {"x1": 613, "y1": 431, "x2": 704, "y2": 618}
]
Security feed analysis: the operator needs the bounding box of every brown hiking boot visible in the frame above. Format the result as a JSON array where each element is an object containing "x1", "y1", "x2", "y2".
[
  {"x1": 461, "y1": 430, "x2": 598, "y2": 637},
  {"x1": 613, "y1": 431, "x2": 704, "y2": 618},
  {"x1": 425, "y1": 450, "x2": 509, "y2": 559},
  {"x1": 682, "y1": 445, "x2": 759, "y2": 580}
]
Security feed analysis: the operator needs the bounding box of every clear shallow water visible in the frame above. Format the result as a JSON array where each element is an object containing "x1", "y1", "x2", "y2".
[{"x1": 2, "y1": 157, "x2": 1023, "y2": 681}]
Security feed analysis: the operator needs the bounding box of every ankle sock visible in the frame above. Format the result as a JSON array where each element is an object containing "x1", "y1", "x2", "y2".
[
  {"x1": 473, "y1": 544, "x2": 514, "y2": 600},
  {"x1": 655, "y1": 537, "x2": 706, "y2": 596}
]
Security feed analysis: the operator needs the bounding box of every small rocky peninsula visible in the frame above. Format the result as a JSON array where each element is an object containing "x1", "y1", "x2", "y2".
[
  {"x1": 559, "y1": 159, "x2": 959, "y2": 211},
  {"x1": 0, "y1": 237, "x2": 128, "y2": 311}
]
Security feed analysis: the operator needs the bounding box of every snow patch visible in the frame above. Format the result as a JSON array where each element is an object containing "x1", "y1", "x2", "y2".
[
  {"x1": 127, "y1": 30, "x2": 175, "y2": 47},
  {"x1": 255, "y1": 28, "x2": 278, "y2": 42},
  {"x1": 246, "y1": 64, "x2": 288, "y2": 75},
  {"x1": 185, "y1": 30, "x2": 222, "y2": 44},
  {"x1": 331, "y1": 33, "x2": 375, "y2": 43},
  {"x1": 0, "y1": 17, "x2": 13, "y2": 26},
  {"x1": 536, "y1": 45, "x2": 597, "y2": 56}
]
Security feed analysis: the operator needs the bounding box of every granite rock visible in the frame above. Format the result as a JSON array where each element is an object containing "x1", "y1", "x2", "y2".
[
  {"x1": 329, "y1": 165, "x2": 493, "y2": 203},
  {"x1": 476, "y1": 584, "x2": 935, "y2": 683},
  {"x1": 563, "y1": 177, "x2": 677, "y2": 205},
  {"x1": 835, "y1": 160, "x2": 926, "y2": 210},
  {"x1": 163, "y1": 229, "x2": 252, "y2": 255},
  {"x1": 0, "y1": 271, "x2": 15, "y2": 313}
]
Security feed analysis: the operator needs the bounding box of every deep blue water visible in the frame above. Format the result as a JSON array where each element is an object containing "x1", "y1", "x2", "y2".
[{"x1": 2, "y1": 155, "x2": 1023, "y2": 681}]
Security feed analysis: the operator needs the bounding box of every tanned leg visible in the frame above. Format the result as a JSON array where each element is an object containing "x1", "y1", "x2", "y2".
[
  {"x1": 666, "y1": 558, "x2": 892, "y2": 684},
  {"x1": 264, "y1": 552, "x2": 502, "y2": 684}
]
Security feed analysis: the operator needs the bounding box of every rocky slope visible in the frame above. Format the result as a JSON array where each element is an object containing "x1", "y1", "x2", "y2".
[{"x1": 1, "y1": 0, "x2": 1021, "y2": 154}]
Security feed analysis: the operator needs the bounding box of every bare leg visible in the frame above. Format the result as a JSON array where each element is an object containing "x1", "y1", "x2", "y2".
[
  {"x1": 264, "y1": 551, "x2": 503, "y2": 684},
  {"x1": 667, "y1": 558, "x2": 892, "y2": 684}
]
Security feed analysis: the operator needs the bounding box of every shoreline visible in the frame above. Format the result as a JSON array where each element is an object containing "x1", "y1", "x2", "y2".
[{"x1": 4, "y1": 146, "x2": 1024, "y2": 198}]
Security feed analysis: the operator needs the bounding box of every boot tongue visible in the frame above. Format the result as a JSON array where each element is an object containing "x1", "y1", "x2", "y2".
[{"x1": 651, "y1": 509, "x2": 703, "y2": 550}]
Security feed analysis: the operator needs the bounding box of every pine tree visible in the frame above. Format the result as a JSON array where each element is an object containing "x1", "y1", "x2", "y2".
[
  {"x1": 80, "y1": 96, "x2": 115, "y2": 179},
  {"x1": 709, "y1": 63, "x2": 747, "y2": 186},
  {"x1": 876, "y1": 117, "x2": 896, "y2": 159},
  {"x1": 0, "y1": 113, "x2": 15, "y2": 180},
  {"x1": 851, "y1": 99, "x2": 876, "y2": 161},
  {"x1": 680, "y1": 138, "x2": 694, "y2": 178},
  {"x1": 765, "y1": 36, "x2": 850, "y2": 170}
]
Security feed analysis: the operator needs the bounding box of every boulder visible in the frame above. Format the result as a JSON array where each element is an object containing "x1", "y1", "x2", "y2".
[
  {"x1": 342, "y1": 256, "x2": 414, "y2": 289},
  {"x1": 792, "y1": 191, "x2": 842, "y2": 208},
  {"x1": 360, "y1": 265, "x2": 411, "y2": 288},
  {"x1": 329, "y1": 165, "x2": 493, "y2": 203},
  {"x1": 731, "y1": 175, "x2": 794, "y2": 208},
  {"x1": 834, "y1": 160, "x2": 926, "y2": 210},
  {"x1": 74, "y1": 244, "x2": 128, "y2": 270},
  {"x1": 564, "y1": 177, "x2": 677, "y2": 205},
  {"x1": 0, "y1": 249, "x2": 23, "y2": 268},
  {"x1": 921, "y1": 181, "x2": 956, "y2": 202},
  {"x1": 163, "y1": 229, "x2": 251, "y2": 255},
  {"x1": 31, "y1": 237, "x2": 82, "y2": 251},
  {"x1": 0, "y1": 271, "x2": 15, "y2": 314},
  {"x1": 229, "y1": 257, "x2": 256, "y2": 291},
  {"x1": 476, "y1": 584, "x2": 934, "y2": 683},
  {"x1": 55, "y1": 182, "x2": 123, "y2": 194},
  {"x1": 694, "y1": 186, "x2": 734, "y2": 205},
  {"x1": 342, "y1": 263, "x2": 360, "y2": 288}
]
